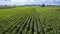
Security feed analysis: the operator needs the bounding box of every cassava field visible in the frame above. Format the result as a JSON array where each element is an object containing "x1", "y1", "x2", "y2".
[{"x1": 0, "y1": 6, "x2": 60, "y2": 34}]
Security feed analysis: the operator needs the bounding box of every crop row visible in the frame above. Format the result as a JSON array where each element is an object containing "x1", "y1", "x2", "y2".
[{"x1": 0, "y1": 8, "x2": 60, "y2": 34}]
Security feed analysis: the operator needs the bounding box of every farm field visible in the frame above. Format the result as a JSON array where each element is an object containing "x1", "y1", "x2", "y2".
[{"x1": 0, "y1": 6, "x2": 60, "y2": 34}]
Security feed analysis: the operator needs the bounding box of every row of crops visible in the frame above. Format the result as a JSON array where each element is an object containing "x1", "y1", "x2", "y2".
[{"x1": 0, "y1": 8, "x2": 60, "y2": 34}]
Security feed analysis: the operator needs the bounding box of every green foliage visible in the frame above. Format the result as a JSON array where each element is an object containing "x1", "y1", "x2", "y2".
[
  {"x1": 22, "y1": 29, "x2": 27, "y2": 34},
  {"x1": 27, "y1": 29, "x2": 32, "y2": 34},
  {"x1": 34, "y1": 31, "x2": 38, "y2": 34},
  {"x1": 0, "y1": 6, "x2": 60, "y2": 34}
]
